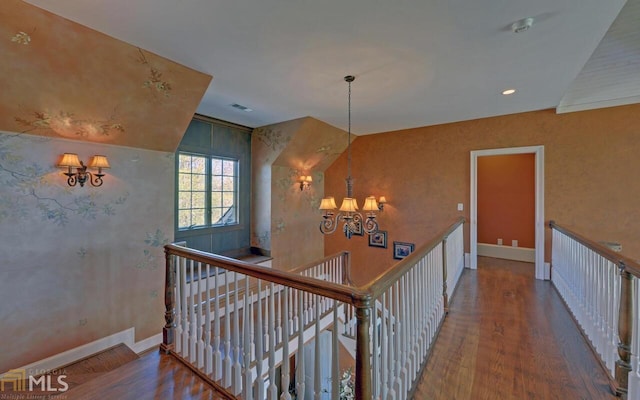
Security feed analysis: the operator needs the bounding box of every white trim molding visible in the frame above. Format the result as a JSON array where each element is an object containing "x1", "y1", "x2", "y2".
[
  {"x1": 477, "y1": 243, "x2": 535, "y2": 263},
  {"x1": 470, "y1": 145, "x2": 548, "y2": 280},
  {"x1": 1, "y1": 328, "x2": 162, "y2": 377}
]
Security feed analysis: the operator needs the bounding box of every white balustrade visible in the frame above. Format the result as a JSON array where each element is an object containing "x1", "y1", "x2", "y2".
[
  {"x1": 163, "y1": 219, "x2": 466, "y2": 400},
  {"x1": 550, "y1": 222, "x2": 640, "y2": 399}
]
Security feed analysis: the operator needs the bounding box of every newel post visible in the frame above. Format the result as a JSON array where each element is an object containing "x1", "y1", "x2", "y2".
[
  {"x1": 615, "y1": 261, "x2": 633, "y2": 397},
  {"x1": 442, "y1": 238, "x2": 449, "y2": 314},
  {"x1": 161, "y1": 247, "x2": 176, "y2": 354},
  {"x1": 355, "y1": 299, "x2": 372, "y2": 400}
]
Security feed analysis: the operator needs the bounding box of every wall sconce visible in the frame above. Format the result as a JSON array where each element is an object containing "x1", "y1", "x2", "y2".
[
  {"x1": 299, "y1": 175, "x2": 313, "y2": 191},
  {"x1": 58, "y1": 153, "x2": 110, "y2": 187},
  {"x1": 363, "y1": 195, "x2": 387, "y2": 211},
  {"x1": 377, "y1": 196, "x2": 387, "y2": 211}
]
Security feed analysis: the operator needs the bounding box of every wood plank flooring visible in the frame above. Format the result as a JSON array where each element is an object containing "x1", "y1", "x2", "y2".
[
  {"x1": 52, "y1": 350, "x2": 226, "y2": 400},
  {"x1": 414, "y1": 256, "x2": 615, "y2": 400}
]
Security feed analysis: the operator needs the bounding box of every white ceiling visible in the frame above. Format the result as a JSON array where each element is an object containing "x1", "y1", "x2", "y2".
[{"x1": 24, "y1": 0, "x2": 635, "y2": 135}]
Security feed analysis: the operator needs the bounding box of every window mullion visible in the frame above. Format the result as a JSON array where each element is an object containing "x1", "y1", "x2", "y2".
[{"x1": 205, "y1": 156, "x2": 212, "y2": 227}]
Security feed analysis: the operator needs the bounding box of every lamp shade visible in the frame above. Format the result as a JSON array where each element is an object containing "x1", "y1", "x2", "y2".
[
  {"x1": 58, "y1": 153, "x2": 82, "y2": 168},
  {"x1": 362, "y1": 196, "x2": 379, "y2": 211},
  {"x1": 305, "y1": 175, "x2": 313, "y2": 183},
  {"x1": 378, "y1": 196, "x2": 387, "y2": 204},
  {"x1": 88, "y1": 155, "x2": 110, "y2": 169},
  {"x1": 339, "y1": 197, "x2": 359, "y2": 212},
  {"x1": 319, "y1": 196, "x2": 337, "y2": 210}
]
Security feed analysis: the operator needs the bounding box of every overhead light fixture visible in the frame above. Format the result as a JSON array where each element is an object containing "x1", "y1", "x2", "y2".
[
  {"x1": 58, "y1": 153, "x2": 110, "y2": 187},
  {"x1": 502, "y1": 89, "x2": 516, "y2": 95},
  {"x1": 299, "y1": 175, "x2": 313, "y2": 191},
  {"x1": 319, "y1": 75, "x2": 386, "y2": 239}
]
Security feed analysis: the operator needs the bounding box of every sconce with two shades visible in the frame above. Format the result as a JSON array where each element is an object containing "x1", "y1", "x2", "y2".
[
  {"x1": 58, "y1": 153, "x2": 110, "y2": 187},
  {"x1": 299, "y1": 175, "x2": 313, "y2": 191},
  {"x1": 319, "y1": 75, "x2": 388, "y2": 239}
]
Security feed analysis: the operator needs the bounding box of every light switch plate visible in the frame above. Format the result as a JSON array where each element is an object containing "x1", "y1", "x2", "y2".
[{"x1": 457, "y1": 203, "x2": 463, "y2": 211}]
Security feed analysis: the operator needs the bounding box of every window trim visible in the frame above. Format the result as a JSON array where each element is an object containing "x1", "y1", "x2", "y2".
[{"x1": 176, "y1": 151, "x2": 240, "y2": 232}]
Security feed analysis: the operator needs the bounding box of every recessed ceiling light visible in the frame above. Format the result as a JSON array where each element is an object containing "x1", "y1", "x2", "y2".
[
  {"x1": 231, "y1": 103, "x2": 253, "y2": 112},
  {"x1": 502, "y1": 89, "x2": 516, "y2": 95}
]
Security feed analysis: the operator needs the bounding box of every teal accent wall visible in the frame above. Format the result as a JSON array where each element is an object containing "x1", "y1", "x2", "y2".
[{"x1": 175, "y1": 116, "x2": 252, "y2": 255}]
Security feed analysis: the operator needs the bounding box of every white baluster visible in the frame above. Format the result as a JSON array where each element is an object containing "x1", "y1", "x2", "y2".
[
  {"x1": 243, "y1": 278, "x2": 253, "y2": 400},
  {"x1": 387, "y1": 285, "x2": 396, "y2": 400},
  {"x1": 213, "y1": 267, "x2": 222, "y2": 381},
  {"x1": 276, "y1": 285, "x2": 283, "y2": 344},
  {"x1": 232, "y1": 272, "x2": 242, "y2": 395},
  {"x1": 372, "y1": 296, "x2": 379, "y2": 398},
  {"x1": 205, "y1": 264, "x2": 213, "y2": 375},
  {"x1": 256, "y1": 282, "x2": 265, "y2": 397},
  {"x1": 314, "y1": 294, "x2": 321, "y2": 400},
  {"x1": 181, "y1": 257, "x2": 189, "y2": 358},
  {"x1": 189, "y1": 260, "x2": 198, "y2": 364},
  {"x1": 196, "y1": 262, "x2": 205, "y2": 369},
  {"x1": 268, "y1": 283, "x2": 278, "y2": 399},
  {"x1": 380, "y1": 292, "x2": 388, "y2": 399},
  {"x1": 223, "y1": 271, "x2": 232, "y2": 388},
  {"x1": 280, "y1": 287, "x2": 292, "y2": 400},
  {"x1": 249, "y1": 293, "x2": 256, "y2": 362},
  {"x1": 296, "y1": 290, "x2": 306, "y2": 400},
  {"x1": 393, "y1": 280, "x2": 403, "y2": 399},
  {"x1": 331, "y1": 301, "x2": 339, "y2": 400}
]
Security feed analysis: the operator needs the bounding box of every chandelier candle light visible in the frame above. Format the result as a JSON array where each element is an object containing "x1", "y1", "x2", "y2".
[{"x1": 319, "y1": 75, "x2": 386, "y2": 239}]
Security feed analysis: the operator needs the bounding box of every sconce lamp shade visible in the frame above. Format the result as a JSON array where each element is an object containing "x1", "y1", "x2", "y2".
[
  {"x1": 89, "y1": 155, "x2": 110, "y2": 169},
  {"x1": 378, "y1": 196, "x2": 387, "y2": 205},
  {"x1": 58, "y1": 153, "x2": 82, "y2": 168},
  {"x1": 305, "y1": 175, "x2": 313, "y2": 183},
  {"x1": 319, "y1": 196, "x2": 337, "y2": 210},
  {"x1": 362, "y1": 196, "x2": 379, "y2": 211},
  {"x1": 339, "y1": 197, "x2": 359, "y2": 213}
]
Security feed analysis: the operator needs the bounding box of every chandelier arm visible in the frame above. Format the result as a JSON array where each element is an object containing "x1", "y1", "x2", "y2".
[
  {"x1": 363, "y1": 216, "x2": 379, "y2": 235},
  {"x1": 320, "y1": 213, "x2": 340, "y2": 235}
]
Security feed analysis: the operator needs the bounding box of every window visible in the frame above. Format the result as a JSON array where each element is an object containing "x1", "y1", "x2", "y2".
[{"x1": 178, "y1": 153, "x2": 238, "y2": 230}]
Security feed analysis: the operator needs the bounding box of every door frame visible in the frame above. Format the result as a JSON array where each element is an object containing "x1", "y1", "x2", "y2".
[{"x1": 470, "y1": 145, "x2": 548, "y2": 280}]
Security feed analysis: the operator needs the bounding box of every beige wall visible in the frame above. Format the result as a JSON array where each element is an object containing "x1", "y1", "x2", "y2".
[
  {"x1": 0, "y1": 0, "x2": 210, "y2": 152},
  {"x1": 325, "y1": 105, "x2": 640, "y2": 284},
  {"x1": 0, "y1": 131, "x2": 172, "y2": 373},
  {"x1": 252, "y1": 117, "x2": 351, "y2": 270}
]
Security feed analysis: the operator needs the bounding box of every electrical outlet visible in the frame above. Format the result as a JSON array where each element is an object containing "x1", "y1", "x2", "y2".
[
  {"x1": 497, "y1": 238, "x2": 503, "y2": 245},
  {"x1": 512, "y1": 240, "x2": 518, "y2": 247},
  {"x1": 457, "y1": 203, "x2": 464, "y2": 211}
]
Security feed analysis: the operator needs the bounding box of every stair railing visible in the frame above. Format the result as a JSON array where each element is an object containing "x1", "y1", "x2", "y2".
[
  {"x1": 162, "y1": 217, "x2": 465, "y2": 399},
  {"x1": 549, "y1": 221, "x2": 640, "y2": 399}
]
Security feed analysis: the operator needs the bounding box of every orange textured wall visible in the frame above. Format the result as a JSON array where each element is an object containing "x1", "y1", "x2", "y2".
[
  {"x1": 477, "y1": 154, "x2": 535, "y2": 248},
  {"x1": 324, "y1": 105, "x2": 640, "y2": 285}
]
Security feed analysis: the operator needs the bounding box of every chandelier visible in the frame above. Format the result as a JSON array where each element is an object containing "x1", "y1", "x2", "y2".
[{"x1": 319, "y1": 75, "x2": 383, "y2": 239}]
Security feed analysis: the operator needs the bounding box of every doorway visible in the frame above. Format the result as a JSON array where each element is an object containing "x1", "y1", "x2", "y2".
[{"x1": 470, "y1": 146, "x2": 548, "y2": 280}]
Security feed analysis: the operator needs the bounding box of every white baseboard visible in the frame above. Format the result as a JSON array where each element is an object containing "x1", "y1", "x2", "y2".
[
  {"x1": 2, "y1": 328, "x2": 162, "y2": 376},
  {"x1": 477, "y1": 243, "x2": 535, "y2": 263},
  {"x1": 131, "y1": 333, "x2": 163, "y2": 354},
  {"x1": 464, "y1": 253, "x2": 470, "y2": 269}
]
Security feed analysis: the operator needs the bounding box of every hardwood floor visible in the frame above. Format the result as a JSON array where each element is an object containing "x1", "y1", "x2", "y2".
[
  {"x1": 413, "y1": 256, "x2": 615, "y2": 400},
  {"x1": 54, "y1": 350, "x2": 227, "y2": 400}
]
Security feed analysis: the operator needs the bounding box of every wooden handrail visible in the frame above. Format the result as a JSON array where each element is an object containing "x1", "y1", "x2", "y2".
[
  {"x1": 365, "y1": 217, "x2": 466, "y2": 298},
  {"x1": 165, "y1": 244, "x2": 363, "y2": 304},
  {"x1": 166, "y1": 217, "x2": 465, "y2": 307},
  {"x1": 549, "y1": 221, "x2": 640, "y2": 277}
]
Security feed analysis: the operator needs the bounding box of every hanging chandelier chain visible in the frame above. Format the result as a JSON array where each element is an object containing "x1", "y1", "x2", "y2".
[{"x1": 345, "y1": 75, "x2": 354, "y2": 197}]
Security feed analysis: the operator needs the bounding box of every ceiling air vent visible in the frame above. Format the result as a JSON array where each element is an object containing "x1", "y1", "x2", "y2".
[{"x1": 231, "y1": 103, "x2": 253, "y2": 112}]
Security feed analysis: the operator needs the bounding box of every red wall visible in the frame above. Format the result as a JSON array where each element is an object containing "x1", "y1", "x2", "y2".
[{"x1": 477, "y1": 154, "x2": 535, "y2": 248}]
